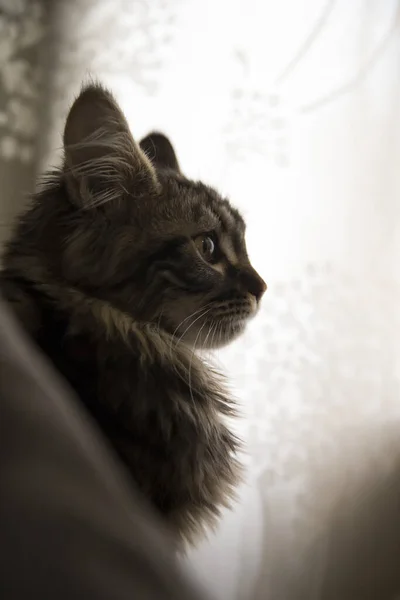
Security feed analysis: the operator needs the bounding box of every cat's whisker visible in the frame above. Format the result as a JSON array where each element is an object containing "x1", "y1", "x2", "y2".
[
  {"x1": 218, "y1": 321, "x2": 224, "y2": 348},
  {"x1": 210, "y1": 320, "x2": 220, "y2": 351},
  {"x1": 170, "y1": 308, "x2": 213, "y2": 392},
  {"x1": 202, "y1": 319, "x2": 215, "y2": 350},
  {"x1": 169, "y1": 316, "x2": 210, "y2": 397},
  {"x1": 188, "y1": 319, "x2": 208, "y2": 405},
  {"x1": 170, "y1": 307, "x2": 212, "y2": 388},
  {"x1": 170, "y1": 302, "x2": 213, "y2": 342},
  {"x1": 167, "y1": 306, "x2": 211, "y2": 382},
  {"x1": 168, "y1": 303, "x2": 212, "y2": 356},
  {"x1": 168, "y1": 308, "x2": 200, "y2": 362},
  {"x1": 217, "y1": 324, "x2": 224, "y2": 353},
  {"x1": 173, "y1": 306, "x2": 212, "y2": 351}
]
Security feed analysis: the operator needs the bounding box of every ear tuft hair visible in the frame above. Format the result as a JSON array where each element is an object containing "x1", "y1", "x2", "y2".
[{"x1": 63, "y1": 83, "x2": 160, "y2": 209}]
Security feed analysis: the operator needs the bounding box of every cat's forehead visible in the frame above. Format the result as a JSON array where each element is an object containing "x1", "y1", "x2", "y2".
[{"x1": 160, "y1": 177, "x2": 245, "y2": 235}]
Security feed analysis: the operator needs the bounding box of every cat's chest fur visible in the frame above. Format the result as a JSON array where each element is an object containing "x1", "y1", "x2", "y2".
[{"x1": 9, "y1": 286, "x2": 241, "y2": 546}]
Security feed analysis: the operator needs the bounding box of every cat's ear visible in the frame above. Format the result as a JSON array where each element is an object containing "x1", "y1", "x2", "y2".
[
  {"x1": 63, "y1": 83, "x2": 160, "y2": 209},
  {"x1": 140, "y1": 132, "x2": 181, "y2": 173}
]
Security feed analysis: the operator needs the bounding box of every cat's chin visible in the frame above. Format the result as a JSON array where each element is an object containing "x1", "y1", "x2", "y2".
[{"x1": 192, "y1": 318, "x2": 248, "y2": 350}]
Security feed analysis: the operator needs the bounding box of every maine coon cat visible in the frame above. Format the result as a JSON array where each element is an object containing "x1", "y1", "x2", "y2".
[{"x1": 0, "y1": 83, "x2": 266, "y2": 546}]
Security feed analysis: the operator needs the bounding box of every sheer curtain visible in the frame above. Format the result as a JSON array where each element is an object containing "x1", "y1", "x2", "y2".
[{"x1": 1, "y1": 1, "x2": 400, "y2": 598}]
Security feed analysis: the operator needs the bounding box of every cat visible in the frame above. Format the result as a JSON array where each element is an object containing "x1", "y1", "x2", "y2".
[{"x1": 0, "y1": 83, "x2": 267, "y2": 547}]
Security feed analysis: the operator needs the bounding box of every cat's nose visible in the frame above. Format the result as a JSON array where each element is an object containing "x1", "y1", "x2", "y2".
[{"x1": 239, "y1": 267, "x2": 267, "y2": 303}]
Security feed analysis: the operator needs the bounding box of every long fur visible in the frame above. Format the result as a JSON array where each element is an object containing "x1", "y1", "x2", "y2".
[
  {"x1": 1, "y1": 257, "x2": 241, "y2": 546},
  {"x1": 1, "y1": 83, "x2": 266, "y2": 548}
]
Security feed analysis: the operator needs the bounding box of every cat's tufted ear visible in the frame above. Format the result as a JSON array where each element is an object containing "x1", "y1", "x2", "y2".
[
  {"x1": 140, "y1": 132, "x2": 181, "y2": 173},
  {"x1": 63, "y1": 83, "x2": 160, "y2": 209}
]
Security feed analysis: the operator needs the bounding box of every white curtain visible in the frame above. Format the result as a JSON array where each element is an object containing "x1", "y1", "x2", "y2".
[{"x1": 2, "y1": 1, "x2": 400, "y2": 598}]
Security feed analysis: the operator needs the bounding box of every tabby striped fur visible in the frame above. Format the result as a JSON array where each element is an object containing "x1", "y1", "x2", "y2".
[{"x1": 1, "y1": 83, "x2": 266, "y2": 547}]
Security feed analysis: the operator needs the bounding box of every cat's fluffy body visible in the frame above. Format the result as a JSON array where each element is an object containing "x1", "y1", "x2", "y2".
[{"x1": 1, "y1": 84, "x2": 266, "y2": 546}]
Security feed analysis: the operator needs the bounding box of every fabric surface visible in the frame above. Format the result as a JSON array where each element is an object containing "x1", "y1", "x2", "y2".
[
  {"x1": 1, "y1": 1, "x2": 400, "y2": 598},
  {"x1": 0, "y1": 296, "x2": 208, "y2": 600}
]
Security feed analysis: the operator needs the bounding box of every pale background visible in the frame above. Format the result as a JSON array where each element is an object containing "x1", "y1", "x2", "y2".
[{"x1": 1, "y1": 1, "x2": 400, "y2": 598}]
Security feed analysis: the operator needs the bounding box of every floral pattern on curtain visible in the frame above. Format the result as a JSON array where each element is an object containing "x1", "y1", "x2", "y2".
[{"x1": 1, "y1": 1, "x2": 400, "y2": 598}]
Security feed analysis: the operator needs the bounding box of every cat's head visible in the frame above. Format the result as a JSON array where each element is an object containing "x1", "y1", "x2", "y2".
[{"x1": 49, "y1": 84, "x2": 266, "y2": 348}]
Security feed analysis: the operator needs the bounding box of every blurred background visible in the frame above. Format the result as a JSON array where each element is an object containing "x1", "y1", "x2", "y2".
[{"x1": 1, "y1": 0, "x2": 400, "y2": 598}]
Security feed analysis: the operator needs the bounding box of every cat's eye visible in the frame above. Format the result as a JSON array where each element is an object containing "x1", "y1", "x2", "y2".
[{"x1": 195, "y1": 235, "x2": 216, "y2": 262}]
